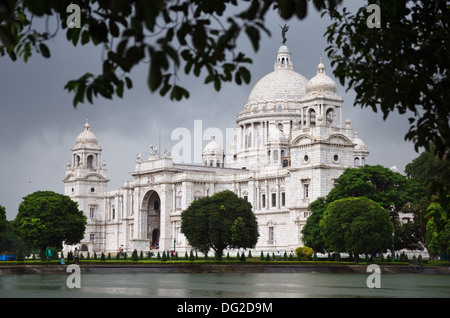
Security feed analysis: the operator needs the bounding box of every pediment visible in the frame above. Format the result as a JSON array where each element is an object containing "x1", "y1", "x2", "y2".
[
  {"x1": 326, "y1": 134, "x2": 353, "y2": 146},
  {"x1": 83, "y1": 173, "x2": 107, "y2": 182},
  {"x1": 291, "y1": 135, "x2": 314, "y2": 146}
]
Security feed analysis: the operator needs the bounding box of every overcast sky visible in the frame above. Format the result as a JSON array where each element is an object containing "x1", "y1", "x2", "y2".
[{"x1": 0, "y1": 2, "x2": 421, "y2": 220}]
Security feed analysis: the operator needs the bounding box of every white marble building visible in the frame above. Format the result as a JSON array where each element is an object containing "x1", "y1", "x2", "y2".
[{"x1": 63, "y1": 44, "x2": 369, "y2": 255}]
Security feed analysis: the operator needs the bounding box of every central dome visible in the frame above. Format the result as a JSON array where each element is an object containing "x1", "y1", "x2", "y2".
[{"x1": 246, "y1": 44, "x2": 308, "y2": 104}]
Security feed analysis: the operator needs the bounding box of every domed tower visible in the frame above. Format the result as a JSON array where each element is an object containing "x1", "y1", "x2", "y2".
[
  {"x1": 353, "y1": 131, "x2": 369, "y2": 166},
  {"x1": 227, "y1": 43, "x2": 309, "y2": 170},
  {"x1": 63, "y1": 120, "x2": 109, "y2": 252},
  {"x1": 303, "y1": 58, "x2": 343, "y2": 130},
  {"x1": 202, "y1": 135, "x2": 224, "y2": 167}
]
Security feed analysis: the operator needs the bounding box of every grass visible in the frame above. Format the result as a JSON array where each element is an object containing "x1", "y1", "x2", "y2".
[{"x1": 0, "y1": 259, "x2": 418, "y2": 266}]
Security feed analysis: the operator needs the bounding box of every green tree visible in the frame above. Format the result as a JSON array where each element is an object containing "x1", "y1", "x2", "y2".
[
  {"x1": 325, "y1": 1, "x2": 450, "y2": 161},
  {"x1": 319, "y1": 197, "x2": 394, "y2": 262},
  {"x1": 303, "y1": 165, "x2": 426, "y2": 253},
  {"x1": 326, "y1": 165, "x2": 425, "y2": 217},
  {"x1": 405, "y1": 145, "x2": 450, "y2": 210},
  {"x1": 13, "y1": 191, "x2": 87, "y2": 261},
  {"x1": 181, "y1": 190, "x2": 259, "y2": 260},
  {"x1": 0, "y1": 205, "x2": 7, "y2": 242},
  {"x1": 0, "y1": 0, "x2": 341, "y2": 106},
  {"x1": 301, "y1": 197, "x2": 327, "y2": 253},
  {"x1": 425, "y1": 202, "x2": 450, "y2": 260}
]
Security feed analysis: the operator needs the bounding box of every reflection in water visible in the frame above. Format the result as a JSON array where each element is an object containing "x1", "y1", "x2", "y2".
[{"x1": 1, "y1": 273, "x2": 449, "y2": 298}]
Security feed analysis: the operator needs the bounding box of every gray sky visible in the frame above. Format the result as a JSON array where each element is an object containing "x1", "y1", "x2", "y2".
[{"x1": 0, "y1": 3, "x2": 420, "y2": 220}]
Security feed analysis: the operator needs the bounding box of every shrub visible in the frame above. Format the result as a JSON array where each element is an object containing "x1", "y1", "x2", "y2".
[
  {"x1": 131, "y1": 249, "x2": 138, "y2": 261},
  {"x1": 240, "y1": 252, "x2": 246, "y2": 261},
  {"x1": 295, "y1": 247, "x2": 314, "y2": 261},
  {"x1": 16, "y1": 250, "x2": 24, "y2": 262},
  {"x1": 100, "y1": 252, "x2": 105, "y2": 261}
]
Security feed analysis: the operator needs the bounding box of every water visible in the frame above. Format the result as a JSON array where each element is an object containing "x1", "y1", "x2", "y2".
[{"x1": 1, "y1": 273, "x2": 449, "y2": 298}]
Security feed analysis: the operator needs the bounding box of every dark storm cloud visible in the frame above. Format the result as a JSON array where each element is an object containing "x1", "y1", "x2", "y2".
[{"x1": 0, "y1": 3, "x2": 420, "y2": 220}]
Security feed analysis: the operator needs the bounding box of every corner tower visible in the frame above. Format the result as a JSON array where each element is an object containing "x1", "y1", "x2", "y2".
[{"x1": 63, "y1": 120, "x2": 109, "y2": 252}]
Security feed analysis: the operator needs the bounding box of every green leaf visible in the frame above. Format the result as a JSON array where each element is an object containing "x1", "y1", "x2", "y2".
[
  {"x1": 39, "y1": 43, "x2": 50, "y2": 58},
  {"x1": 245, "y1": 26, "x2": 260, "y2": 52}
]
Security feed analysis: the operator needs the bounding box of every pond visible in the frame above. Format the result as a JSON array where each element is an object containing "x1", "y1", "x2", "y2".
[{"x1": 1, "y1": 272, "x2": 449, "y2": 298}]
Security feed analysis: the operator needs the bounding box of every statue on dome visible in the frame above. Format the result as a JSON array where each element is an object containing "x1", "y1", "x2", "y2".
[{"x1": 280, "y1": 24, "x2": 289, "y2": 44}]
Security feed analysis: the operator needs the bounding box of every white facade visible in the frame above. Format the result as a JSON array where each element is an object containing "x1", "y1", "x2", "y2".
[{"x1": 63, "y1": 45, "x2": 369, "y2": 255}]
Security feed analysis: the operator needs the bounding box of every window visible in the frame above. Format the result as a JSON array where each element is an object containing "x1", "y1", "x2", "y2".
[
  {"x1": 87, "y1": 155, "x2": 93, "y2": 169},
  {"x1": 112, "y1": 208, "x2": 115, "y2": 220},
  {"x1": 90, "y1": 234, "x2": 95, "y2": 243},
  {"x1": 243, "y1": 195, "x2": 248, "y2": 201},
  {"x1": 154, "y1": 200, "x2": 160, "y2": 211},
  {"x1": 268, "y1": 227, "x2": 274, "y2": 244},
  {"x1": 271, "y1": 193, "x2": 276, "y2": 207},
  {"x1": 262, "y1": 194, "x2": 266, "y2": 208},
  {"x1": 273, "y1": 150, "x2": 278, "y2": 164},
  {"x1": 333, "y1": 154, "x2": 339, "y2": 162},
  {"x1": 304, "y1": 184, "x2": 309, "y2": 198},
  {"x1": 176, "y1": 196, "x2": 182, "y2": 209},
  {"x1": 89, "y1": 207, "x2": 95, "y2": 218},
  {"x1": 281, "y1": 192, "x2": 286, "y2": 206}
]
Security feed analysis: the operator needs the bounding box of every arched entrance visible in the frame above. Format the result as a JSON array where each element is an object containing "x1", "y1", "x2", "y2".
[{"x1": 142, "y1": 190, "x2": 161, "y2": 249}]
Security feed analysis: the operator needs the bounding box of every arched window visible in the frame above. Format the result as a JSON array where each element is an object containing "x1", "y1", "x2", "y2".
[
  {"x1": 354, "y1": 157, "x2": 360, "y2": 165},
  {"x1": 309, "y1": 109, "x2": 316, "y2": 127},
  {"x1": 273, "y1": 150, "x2": 279, "y2": 164},
  {"x1": 87, "y1": 155, "x2": 94, "y2": 169},
  {"x1": 326, "y1": 108, "x2": 334, "y2": 126}
]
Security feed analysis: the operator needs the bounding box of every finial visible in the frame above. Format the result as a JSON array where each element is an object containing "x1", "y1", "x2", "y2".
[
  {"x1": 317, "y1": 57, "x2": 325, "y2": 74},
  {"x1": 280, "y1": 24, "x2": 289, "y2": 45},
  {"x1": 84, "y1": 119, "x2": 90, "y2": 131}
]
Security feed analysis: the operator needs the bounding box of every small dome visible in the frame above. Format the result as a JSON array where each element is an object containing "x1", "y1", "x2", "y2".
[
  {"x1": 268, "y1": 127, "x2": 288, "y2": 144},
  {"x1": 75, "y1": 120, "x2": 99, "y2": 148},
  {"x1": 353, "y1": 131, "x2": 368, "y2": 151},
  {"x1": 203, "y1": 135, "x2": 223, "y2": 155},
  {"x1": 306, "y1": 58, "x2": 338, "y2": 95},
  {"x1": 277, "y1": 44, "x2": 290, "y2": 54}
]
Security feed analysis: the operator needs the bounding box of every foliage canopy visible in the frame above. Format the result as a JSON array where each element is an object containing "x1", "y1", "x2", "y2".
[
  {"x1": 0, "y1": 0, "x2": 340, "y2": 106},
  {"x1": 13, "y1": 191, "x2": 86, "y2": 260},
  {"x1": 325, "y1": 1, "x2": 450, "y2": 160},
  {"x1": 180, "y1": 190, "x2": 258, "y2": 260},
  {"x1": 319, "y1": 197, "x2": 394, "y2": 259}
]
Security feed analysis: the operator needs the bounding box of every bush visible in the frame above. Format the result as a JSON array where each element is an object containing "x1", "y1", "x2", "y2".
[
  {"x1": 100, "y1": 252, "x2": 105, "y2": 261},
  {"x1": 295, "y1": 247, "x2": 314, "y2": 261},
  {"x1": 131, "y1": 249, "x2": 138, "y2": 261}
]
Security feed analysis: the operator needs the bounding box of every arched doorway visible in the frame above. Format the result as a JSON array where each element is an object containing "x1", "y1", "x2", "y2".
[{"x1": 143, "y1": 190, "x2": 161, "y2": 249}]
